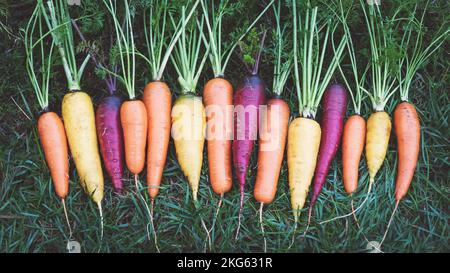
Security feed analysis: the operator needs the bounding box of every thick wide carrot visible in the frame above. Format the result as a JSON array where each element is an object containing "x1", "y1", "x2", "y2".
[
  {"x1": 171, "y1": 94, "x2": 206, "y2": 202},
  {"x1": 120, "y1": 100, "x2": 148, "y2": 175},
  {"x1": 203, "y1": 77, "x2": 233, "y2": 195},
  {"x1": 365, "y1": 111, "x2": 391, "y2": 185},
  {"x1": 62, "y1": 91, "x2": 104, "y2": 204},
  {"x1": 143, "y1": 81, "x2": 172, "y2": 199},
  {"x1": 38, "y1": 112, "x2": 69, "y2": 199},
  {"x1": 254, "y1": 98, "x2": 290, "y2": 204},
  {"x1": 287, "y1": 117, "x2": 321, "y2": 222},
  {"x1": 394, "y1": 102, "x2": 420, "y2": 201},
  {"x1": 342, "y1": 114, "x2": 366, "y2": 194}
]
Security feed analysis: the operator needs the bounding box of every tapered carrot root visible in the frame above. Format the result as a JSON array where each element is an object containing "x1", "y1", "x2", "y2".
[
  {"x1": 121, "y1": 100, "x2": 148, "y2": 175},
  {"x1": 143, "y1": 81, "x2": 172, "y2": 199},
  {"x1": 203, "y1": 77, "x2": 233, "y2": 195},
  {"x1": 342, "y1": 115, "x2": 366, "y2": 194},
  {"x1": 171, "y1": 94, "x2": 206, "y2": 202},
  {"x1": 62, "y1": 91, "x2": 104, "y2": 204},
  {"x1": 38, "y1": 112, "x2": 69, "y2": 199},
  {"x1": 96, "y1": 96, "x2": 124, "y2": 193},
  {"x1": 255, "y1": 98, "x2": 290, "y2": 204},
  {"x1": 365, "y1": 111, "x2": 391, "y2": 186},
  {"x1": 287, "y1": 117, "x2": 321, "y2": 222},
  {"x1": 394, "y1": 102, "x2": 420, "y2": 201}
]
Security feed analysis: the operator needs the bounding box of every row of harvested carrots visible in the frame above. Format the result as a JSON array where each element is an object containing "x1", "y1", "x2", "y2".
[{"x1": 26, "y1": 0, "x2": 448, "y2": 251}]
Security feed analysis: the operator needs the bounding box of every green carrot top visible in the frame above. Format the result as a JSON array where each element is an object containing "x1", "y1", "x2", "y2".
[
  {"x1": 39, "y1": 0, "x2": 90, "y2": 91},
  {"x1": 25, "y1": 5, "x2": 54, "y2": 111},
  {"x1": 170, "y1": 7, "x2": 209, "y2": 95},
  {"x1": 292, "y1": 0, "x2": 347, "y2": 119}
]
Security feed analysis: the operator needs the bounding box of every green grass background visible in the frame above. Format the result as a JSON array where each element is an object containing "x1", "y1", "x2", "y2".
[{"x1": 0, "y1": 0, "x2": 448, "y2": 253}]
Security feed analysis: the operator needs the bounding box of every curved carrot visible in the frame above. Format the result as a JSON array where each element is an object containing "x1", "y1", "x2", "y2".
[
  {"x1": 394, "y1": 102, "x2": 420, "y2": 201},
  {"x1": 143, "y1": 81, "x2": 172, "y2": 199},
  {"x1": 120, "y1": 100, "x2": 148, "y2": 175},
  {"x1": 203, "y1": 77, "x2": 233, "y2": 195},
  {"x1": 38, "y1": 112, "x2": 69, "y2": 199},
  {"x1": 254, "y1": 98, "x2": 289, "y2": 204},
  {"x1": 342, "y1": 114, "x2": 366, "y2": 194}
]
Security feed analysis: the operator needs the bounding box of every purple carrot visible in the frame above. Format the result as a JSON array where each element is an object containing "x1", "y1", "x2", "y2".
[
  {"x1": 310, "y1": 84, "x2": 348, "y2": 207},
  {"x1": 96, "y1": 96, "x2": 124, "y2": 192},
  {"x1": 233, "y1": 31, "x2": 267, "y2": 239}
]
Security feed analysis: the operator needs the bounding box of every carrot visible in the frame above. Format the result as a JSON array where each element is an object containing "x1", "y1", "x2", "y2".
[
  {"x1": 26, "y1": 6, "x2": 72, "y2": 241},
  {"x1": 288, "y1": 0, "x2": 347, "y2": 244},
  {"x1": 203, "y1": 78, "x2": 233, "y2": 195},
  {"x1": 254, "y1": 1, "x2": 291, "y2": 252},
  {"x1": 255, "y1": 98, "x2": 290, "y2": 204},
  {"x1": 375, "y1": 3, "x2": 448, "y2": 249},
  {"x1": 394, "y1": 102, "x2": 420, "y2": 201},
  {"x1": 40, "y1": 0, "x2": 104, "y2": 239},
  {"x1": 38, "y1": 112, "x2": 69, "y2": 200},
  {"x1": 143, "y1": 81, "x2": 171, "y2": 199},
  {"x1": 342, "y1": 115, "x2": 366, "y2": 194},
  {"x1": 120, "y1": 100, "x2": 148, "y2": 175}
]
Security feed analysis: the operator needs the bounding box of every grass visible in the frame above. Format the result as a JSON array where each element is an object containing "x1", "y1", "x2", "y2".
[{"x1": 0, "y1": 0, "x2": 449, "y2": 253}]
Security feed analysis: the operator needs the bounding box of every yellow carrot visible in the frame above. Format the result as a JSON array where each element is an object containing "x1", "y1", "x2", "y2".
[
  {"x1": 365, "y1": 111, "x2": 391, "y2": 186},
  {"x1": 171, "y1": 95, "x2": 206, "y2": 202},
  {"x1": 62, "y1": 91, "x2": 104, "y2": 204},
  {"x1": 287, "y1": 117, "x2": 321, "y2": 222}
]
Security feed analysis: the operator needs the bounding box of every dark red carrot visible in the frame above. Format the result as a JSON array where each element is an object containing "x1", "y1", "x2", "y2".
[
  {"x1": 233, "y1": 30, "x2": 267, "y2": 239},
  {"x1": 96, "y1": 95, "x2": 124, "y2": 193},
  {"x1": 310, "y1": 84, "x2": 347, "y2": 207}
]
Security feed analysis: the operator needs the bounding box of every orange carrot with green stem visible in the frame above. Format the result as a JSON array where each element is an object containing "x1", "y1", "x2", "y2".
[
  {"x1": 25, "y1": 5, "x2": 72, "y2": 241},
  {"x1": 377, "y1": 2, "x2": 449, "y2": 248},
  {"x1": 254, "y1": 0, "x2": 291, "y2": 253}
]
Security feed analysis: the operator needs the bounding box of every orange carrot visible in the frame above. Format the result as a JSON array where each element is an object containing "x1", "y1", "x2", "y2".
[
  {"x1": 120, "y1": 100, "x2": 148, "y2": 175},
  {"x1": 203, "y1": 77, "x2": 233, "y2": 195},
  {"x1": 394, "y1": 102, "x2": 420, "y2": 201},
  {"x1": 342, "y1": 114, "x2": 366, "y2": 194},
  {"x1": 143, "y1": 81, "x2": 172, "y2": 199},
  {"x1": 38, "y1": 112, "x2": 69, "y2": 200},
  {"x1": 254, "y1": 98, "x2": 290, "y2": 204}
]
